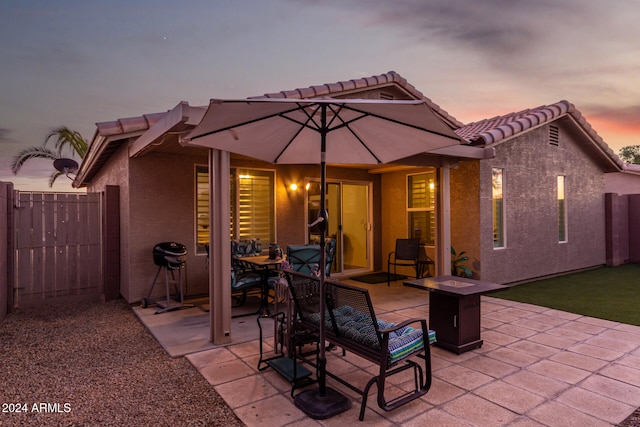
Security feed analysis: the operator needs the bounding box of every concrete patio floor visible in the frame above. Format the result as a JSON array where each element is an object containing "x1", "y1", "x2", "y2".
[{"x1": 135, "y1": 279, "x2": 640, "y2": 426}]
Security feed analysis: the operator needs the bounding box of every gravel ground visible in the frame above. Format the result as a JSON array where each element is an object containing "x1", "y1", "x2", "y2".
[
  {"x1": 0, "y1": 299, "x2": 244, "y2": 427},
  {"x1": 622, "y1": 410, "x2": 640, "y2": 427}
]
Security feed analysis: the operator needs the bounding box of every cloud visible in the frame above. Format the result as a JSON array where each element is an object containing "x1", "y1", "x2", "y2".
[
  {"x1": 303, "y1": 1, "x2": 639, "y2": 81},
  {"x1": 0, "y1": 128, "x2": 12, "y2": 141},
  {"x1": 584, "y1": 104, "x2": 640, "y2": 129},
  {"x1": 306, "y1": 0, "x2": 570, "y2": 56}
]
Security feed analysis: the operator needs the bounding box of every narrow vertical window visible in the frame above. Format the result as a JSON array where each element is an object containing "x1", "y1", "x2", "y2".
[
  {"x1": 492, "y1": 168, "x2": 505, "y2": 248},
  {"x1": 558, "y1": 175, "x2": 567, "y2": 242},
  {"x1": 407, "y1": 172, "x2": 435, "y2": 245},
  {"x1": 195, "y1": 165, "x2": 209, "y2": 254}
]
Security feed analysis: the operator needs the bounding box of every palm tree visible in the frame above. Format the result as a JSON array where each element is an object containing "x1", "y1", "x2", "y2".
[{"x1": 11, "y1": 126, "x2": 88, "y2": 187}]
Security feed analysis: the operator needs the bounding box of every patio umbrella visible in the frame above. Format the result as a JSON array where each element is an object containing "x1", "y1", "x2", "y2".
[{"x1": 182, "y1": 97, "x2": 462, "y2": 418}]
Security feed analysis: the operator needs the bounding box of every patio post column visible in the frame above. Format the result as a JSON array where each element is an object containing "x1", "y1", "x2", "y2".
[
  {"x1": 436, "y1": 166, "x2": 452, "y2": 275},
  {"x1": 209, "y1": 149, "x2": 232, "y2": 344}
]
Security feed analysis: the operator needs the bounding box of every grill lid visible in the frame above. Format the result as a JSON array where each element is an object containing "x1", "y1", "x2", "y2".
[{"x1": 153, "y1": 242, "x2": 187, "y2": 268}]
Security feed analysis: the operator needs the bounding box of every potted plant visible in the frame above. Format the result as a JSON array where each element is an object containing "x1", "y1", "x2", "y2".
[{"x1": 451, "y1": 246, "x2": 472, "y2": 278}]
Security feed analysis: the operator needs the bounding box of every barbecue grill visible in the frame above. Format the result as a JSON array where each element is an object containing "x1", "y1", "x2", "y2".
[
  {"x1": 153, "y1": 242, "x2": 187, "y2": 269},
  {"x1": 142, "y1": 242, "x2": 192, "y2": 314}
]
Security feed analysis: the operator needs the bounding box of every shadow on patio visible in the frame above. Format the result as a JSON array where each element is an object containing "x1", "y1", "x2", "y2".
[{"x1": 134, "y1": 279, "x2": 640, "y2": 426}]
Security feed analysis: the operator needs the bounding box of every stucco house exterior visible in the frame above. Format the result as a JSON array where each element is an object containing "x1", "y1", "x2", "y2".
[
  {"x1": 74, "y1": 71, "x2": 627, "y2": 315},
  {"x1": 455, "y1": 102, "x2": 624, "y2": 283}
]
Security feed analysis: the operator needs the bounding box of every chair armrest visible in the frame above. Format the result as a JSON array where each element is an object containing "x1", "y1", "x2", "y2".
[
  {"x1": 379, "y1": 318, "x2": 431, "y2": 363},
  {"x1": 378, "y1": 317, "x2": 427, "y2": 335}
]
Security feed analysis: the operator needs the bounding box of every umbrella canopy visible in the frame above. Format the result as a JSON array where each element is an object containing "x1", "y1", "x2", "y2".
[
  {"x1": 182, "y1": 97, "x2": 462, "y2": 418},
  {"x1": 182, "y1": 98, "x2": 462, "y2": 164}
]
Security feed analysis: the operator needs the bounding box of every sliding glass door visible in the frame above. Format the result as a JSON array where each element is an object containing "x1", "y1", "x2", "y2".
[{"x1": 307, "y1": 180, "x2": 372, "y2": 275}]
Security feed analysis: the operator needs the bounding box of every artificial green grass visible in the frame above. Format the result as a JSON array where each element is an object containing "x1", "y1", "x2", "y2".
[{"x1": 491, "y1": 264, "x2": 640, "y2": 326}]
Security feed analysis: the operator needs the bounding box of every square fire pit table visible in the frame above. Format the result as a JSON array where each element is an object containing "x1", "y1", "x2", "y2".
[{"x1": 404, "y1": 275, "x2": 508, "y2": 354}]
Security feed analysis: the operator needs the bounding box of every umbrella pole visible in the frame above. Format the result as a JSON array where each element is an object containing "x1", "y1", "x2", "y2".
[
  {"x1": 293, "y1": 105, "x2": 350, "y2": 419},
  {"x1": 318, "y1": 127, "x2": 327, "y2": 396}
]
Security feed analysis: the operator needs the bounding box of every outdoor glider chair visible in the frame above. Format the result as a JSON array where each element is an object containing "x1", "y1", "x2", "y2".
[{"x1": 387, "y1": 238, "x2": 426, "y2": 286}]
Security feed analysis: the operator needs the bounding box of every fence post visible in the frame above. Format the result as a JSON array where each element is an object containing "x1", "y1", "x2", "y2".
[
  {"x1": 605, "y1": 193, "x2": 629, "y2": 266},
  {"x1": 630, "y1": 194, "x2": 640, "y2": 264},
  {"x1": 0, "y1": 181, "x2": 14, "y2": 321}
]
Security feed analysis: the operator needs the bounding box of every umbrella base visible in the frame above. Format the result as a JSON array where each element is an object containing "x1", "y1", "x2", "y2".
[{"x1": 294, "y1": 387, "x2": 351, "y2": 419}]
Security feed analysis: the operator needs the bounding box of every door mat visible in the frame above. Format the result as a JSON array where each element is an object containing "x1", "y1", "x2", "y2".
[{"x1": 350, "y1": 272, "x2": 407, "y2": 284}]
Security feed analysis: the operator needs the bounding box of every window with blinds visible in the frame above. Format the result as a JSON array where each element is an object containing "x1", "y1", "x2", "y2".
[
  {"x1": 195, "y1": 166, "x2": 275, "y2": 254},
  {"x1": 234, "y1": 169, "x2": 275, "y2": 242},
  {"x1": 407, "y1": 172, "x2": 435, "y2": 245}
]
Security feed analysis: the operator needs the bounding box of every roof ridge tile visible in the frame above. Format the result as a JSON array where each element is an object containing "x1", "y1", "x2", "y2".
[{"x1": 249, "y1": 70, "x2": 463, "y2": 127}]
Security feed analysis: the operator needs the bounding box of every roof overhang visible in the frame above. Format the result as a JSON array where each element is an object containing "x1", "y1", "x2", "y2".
[
  {"x1": 73, "y1": 102, "x2": 206, "y2": 188},
  {"x1": 73, "y1": 129, "x2": 147, "y2": 188},
  {"x1": 129, "y1": 101, "x2": 206, "y2": 158},
  {"x1": 622, "y1": 163, "x2": 640, "y2": 175}
]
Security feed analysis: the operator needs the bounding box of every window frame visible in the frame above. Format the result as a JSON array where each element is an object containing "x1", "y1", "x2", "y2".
[
  {"x1": 233, "y1": 167, "x2": 276, "y2": 243},
  {"x1": 195, "y1": 165, "x2": 209, "y2": 255},
  {"x1": 194, "y1": 165, "x2": 276, "y2": 255},
  {"x1": 406, "y1": 171, "x2": 436, "y2": 246},
  {"x1": 492, "y1": 167, "x2": 506, "y2": 249},
  {"x1": 557, "y1": 175, "x2": 567, "y2": 243}
]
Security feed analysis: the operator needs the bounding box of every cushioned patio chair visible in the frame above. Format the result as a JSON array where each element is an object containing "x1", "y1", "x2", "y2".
[
  {"x1": 231, "y1": 259, "x2": 264, "y2": 307},
  {"x1": 206, "y1": 243, "x2": 264, "y2": 307},
  {"x1": 286, "y1": 244, "x2": 321, "y2": 275}
]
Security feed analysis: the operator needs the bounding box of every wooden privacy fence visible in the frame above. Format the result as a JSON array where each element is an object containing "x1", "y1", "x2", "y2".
[{"x1": 14, "y1": 191, "x2": 102, "y2": 308}]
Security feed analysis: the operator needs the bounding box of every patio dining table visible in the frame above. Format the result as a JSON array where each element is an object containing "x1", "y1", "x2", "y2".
[{"x1": 235, "y1": 255, "x2": 282, "y2": 317}]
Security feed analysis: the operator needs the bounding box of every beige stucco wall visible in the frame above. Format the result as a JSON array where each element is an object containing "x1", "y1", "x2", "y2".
[
  {"x1": 90, "y1": 146, "x2": 211, "y2": 303},
  {"x1": 127, "y1": 152, "x2": 209, "y2": 302},
  {"x1": 380, "y1": 167, "x2": 441, "y2": 277},
  {"x1": 380, "y1": 169, "x2": 410, "y2": 274},
  {"x1": 87, "y1": 143, "x2": 132, "y2": 300},
  {"x1": 450, "y1": 161, "x2": 482, "y2": 276},
  {"x1": 478, "y1": 122, "x2": 607, "y2": 284}
]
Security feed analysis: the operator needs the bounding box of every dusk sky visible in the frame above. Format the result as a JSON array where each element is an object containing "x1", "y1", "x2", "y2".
[{"x1": 2, "y1": 1, "x2": 639, "y2": 191}]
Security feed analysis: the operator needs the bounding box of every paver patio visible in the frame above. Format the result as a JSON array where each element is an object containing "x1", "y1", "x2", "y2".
[{"x1": 136, "y1": 280, "x2": 640, "y2": 426}]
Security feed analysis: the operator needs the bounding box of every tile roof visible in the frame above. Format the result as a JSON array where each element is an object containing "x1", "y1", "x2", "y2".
[
  {"x1": 95, "y1": 112, "x2": 166, "y2": 137},
  {"x1": 457, "y1": 101, "x2": 573, "y2": 145},
  {"x1": 457, "y1": 100, "x2": 623, "y2": 170},
  {"x1": 250, "y1": 70, "x2": 463, "y2": 128},
  {"x1": 77, "y1": 72, "x2": 625, "y2": 188}
]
